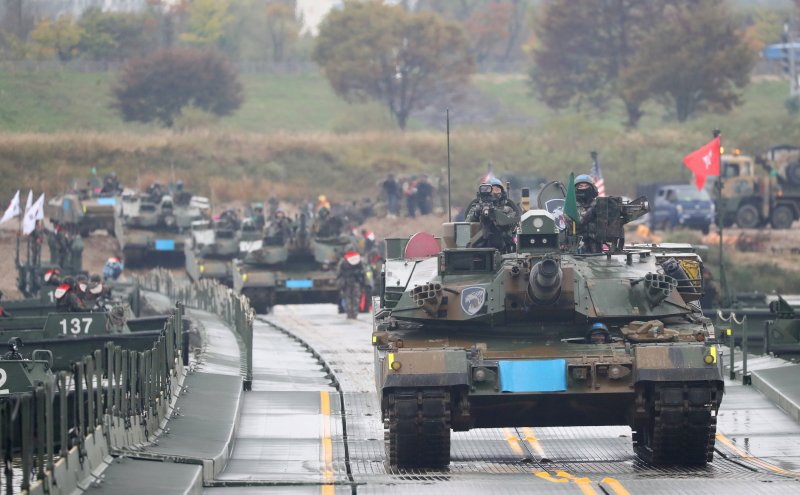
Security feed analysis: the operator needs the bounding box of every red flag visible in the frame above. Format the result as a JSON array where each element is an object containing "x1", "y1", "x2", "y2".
[{"x1": 683, "y1": 136, "x2": 721, "y2": 190}]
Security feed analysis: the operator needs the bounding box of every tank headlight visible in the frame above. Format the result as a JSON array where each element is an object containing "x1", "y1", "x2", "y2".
[
  {"x1": 200, "y1": 264, "x2": 205, "y2": 273},
  {"x1": 704, "y1": 346, "x2": 717, "y2": 365},
  {"x1": 390, "y1": 361, "x2": 402, "y2": 371},
  {"x1": 242, "y1": 273, "x2": 248, "y2": 282}
]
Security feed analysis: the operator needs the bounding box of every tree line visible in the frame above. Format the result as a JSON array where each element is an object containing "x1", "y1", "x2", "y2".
[{"x1": 0, "y1": 0, "x2": 789, "y2": 130}]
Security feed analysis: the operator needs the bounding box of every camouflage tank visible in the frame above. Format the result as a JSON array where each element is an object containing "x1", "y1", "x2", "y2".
[
  {"x1": 232, "y1": 213, "x2": 344, "y2": 313},
  {"x1": 373, "y1": 185, "x2": 723, "y2": 468},
  {"x1": 117, "y1": 192, "x2": 208, "y2": 267},
  {"x1": 186, "y1": 214, "x2": 260, "y2": 286},
  {"x1": 47, "y1": 176, "x2": 122, "y2": 237}
]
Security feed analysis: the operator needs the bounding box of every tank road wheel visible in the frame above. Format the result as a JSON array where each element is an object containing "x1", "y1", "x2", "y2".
[
  {"x1": 735, "y1": 204, "x2": 761, "y2": 229},
  {"x1": 770, "y1": 205, "x2": 794, "y2": 229},
  {"x1": 385, "y1": 389, "x2": 451, "y2": 469},
  {"x1": 633, "y1": 382, "x2": 722, "y2": 465}
]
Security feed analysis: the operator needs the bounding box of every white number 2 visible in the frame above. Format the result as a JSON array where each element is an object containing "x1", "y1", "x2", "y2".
[
  {"x1": 59, "y1": 318, "x2": 92, "y2": 335},
  {"x1": 0, "y1": 368, "x2": 8, "y2": 395}
]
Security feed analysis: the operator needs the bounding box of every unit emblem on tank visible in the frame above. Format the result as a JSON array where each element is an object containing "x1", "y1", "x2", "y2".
[{"x1": 461, "y1": 287, "x2": 486, "y2": 315}]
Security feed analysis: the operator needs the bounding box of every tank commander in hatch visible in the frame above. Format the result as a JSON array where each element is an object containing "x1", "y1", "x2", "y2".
[{"x1": 465, "y1": 178, "x2": 520, "y2": 254}]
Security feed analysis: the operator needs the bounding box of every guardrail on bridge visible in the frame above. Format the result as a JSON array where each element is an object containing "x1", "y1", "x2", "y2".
[
  {"x1": 0, "y1": 303, "x2": 186, "y2": 495},
  {"x1": 136, "y1": 269, "x2": 254, "y2": 390}
]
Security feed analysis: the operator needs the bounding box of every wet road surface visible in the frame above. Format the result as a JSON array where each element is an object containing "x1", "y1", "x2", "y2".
[{"x1": 205, "y1": 304, "x2": 800, "y2": 494}]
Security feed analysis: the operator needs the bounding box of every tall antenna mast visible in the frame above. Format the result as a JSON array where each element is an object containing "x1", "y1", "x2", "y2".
[{"x1": 446, "y1": 109, "x2": 452, "y2": 222}]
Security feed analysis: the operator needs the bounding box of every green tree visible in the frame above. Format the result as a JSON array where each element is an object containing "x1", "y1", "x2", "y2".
[
  {"x1": 530, "y1": 0, "x2": 662, "y2": 128},
  {"x1": 265, "y1": 2, "x2": 300, "y2": 63},
  {"x1": 623, "y1": 1, "x2": 755, "y2": 122},
  {"x1": 178, "y1": 0, "x2": 234, "y2": 48},
  {"x1": 313, "y1": 1, "x2": 474, "y2": 129},
  {"x1": 111, "y1": 48, "x2": 243, "y2": 127},
  {"x1": 29, "y1": 16, "x2": 84, "y2": 61},
  {"x1": 77, "y1": 7, "x2": 157, "y2": 61}
]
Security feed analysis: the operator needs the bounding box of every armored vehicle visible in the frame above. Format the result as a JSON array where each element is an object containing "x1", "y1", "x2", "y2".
[
  {"x1": 711, "y1": 147, "x2": 800, "y2": 229},
  {"x1": 373, "y1": 185, "x2": 723, "y2": 468},
  {"x1": 186, "y1": 214, "x2": 260, "y2": 286},
  {"x1": 47, "y1": 176, "x2": 123, "y2": 237},
  {"x1": 117, "y1": 191, "x2": 208, "y2": 267},
  {"x1": 233, "y1": 213, "x2": 343, "y2": 313},
  {"x1": 765, "y1": 295, "x2": 800, "y2": 355}
]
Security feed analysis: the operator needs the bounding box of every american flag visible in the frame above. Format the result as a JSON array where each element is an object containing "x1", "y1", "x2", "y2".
[{"x1": 590, "y1": 152, "x2": 606, "y2": 197}]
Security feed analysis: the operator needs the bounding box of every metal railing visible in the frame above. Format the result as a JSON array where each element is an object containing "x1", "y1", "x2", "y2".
[
  {"x1": 0, "y1": 303, "x2": 185, "y2": 494},
  {"x1": 136, "y1": 269, "x2": 254, "y2": 390}
]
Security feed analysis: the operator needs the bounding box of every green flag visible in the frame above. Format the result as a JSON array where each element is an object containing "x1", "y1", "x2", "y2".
[
  {"x1": 564, "y1": 172, "x2": 579, "y2": 222},
  {"x1": 91, "y1": 166, "x2": 97, "y2": 176}
]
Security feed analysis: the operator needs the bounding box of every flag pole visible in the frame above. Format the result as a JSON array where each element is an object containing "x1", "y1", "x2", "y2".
[{"x1": 713, "y1": 129, "x2": 729, "y2": 307}]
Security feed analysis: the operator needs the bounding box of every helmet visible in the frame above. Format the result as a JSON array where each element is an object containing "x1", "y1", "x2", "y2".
[
  {"x1": 587, "y1": 322, "x2": 611, "y2": 344},
  {"x1": 487, "y1": 177, "x2": 503, "y2": 187},
  {"x1": 318, "y1": 206, "x2": 330, "y2": 218},
  {"x1": 574, "y1": 174, "x2": 598, "y2": 203}
]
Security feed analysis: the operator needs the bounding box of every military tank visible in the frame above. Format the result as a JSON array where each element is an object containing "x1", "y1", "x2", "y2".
[
  {"x1": 232, "y1": 213, "x2": 344, "y2": 313},
  {"x1": 373, "y1": 185, "x2": 723, "y2": 468},
  {"x1": 117, "y1": 190, "x2": 208, "y2": 268},
  {"x1": 47, "y1": 176, "x2": 123, "y2": 237},
  {"x1": 186, "y1": 213, "x2": 260, "y2": 286}
]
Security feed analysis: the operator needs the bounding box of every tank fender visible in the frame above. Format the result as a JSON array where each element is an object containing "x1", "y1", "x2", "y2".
[
  {"x1": 633, "y1": 344, "x2": 723, "y2": 382},
  {"x1": 378, "y1": 348, "x2": 470, "y2": 389}
]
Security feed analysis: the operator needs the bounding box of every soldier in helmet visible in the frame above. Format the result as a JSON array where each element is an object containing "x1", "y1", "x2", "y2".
[
  {"x1": 574, "y1": 174, "x2": 599, "y2": 220},
  {"x1": 55, "y1": 277, "x2": 87, "y2": 313},
  {"x1": 336, "y1": 246, "x2": 366, "y2": 319},
  {"x1": 465, "y1": 178, "x2": 520, "y2": 253}
]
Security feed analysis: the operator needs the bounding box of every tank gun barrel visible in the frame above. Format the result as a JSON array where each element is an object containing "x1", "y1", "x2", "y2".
[
  {"x1": 411, "y1": 282, "x2": 443, "y2": 315},
  {"x1": 528, "y1": 258, "x2": 562, "y2": 304}
]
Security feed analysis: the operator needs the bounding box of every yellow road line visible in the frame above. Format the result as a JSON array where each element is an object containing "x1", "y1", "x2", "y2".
[
  {"x1": 503, "y1": 427, "x2": 525, "y2": 456},
  {"x1": 601, "y1": 477, "x2": 631, "y2": 495},
  {"x1": 522, "y1": 427, "x2": 547, "y2": 459},
  {"x1": 320, "y1": 391, "x2": 334, "y2": 484},
  {"x1": 534, "y1": 471, "x2": 569, "y2": 483},
  {"x1": 716, "y1": 432, "x2": 800, "y2": 478}
]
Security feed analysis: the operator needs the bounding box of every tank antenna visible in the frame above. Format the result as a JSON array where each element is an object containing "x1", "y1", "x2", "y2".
[
  {"x1": 713, "y1": 128, "x2": 729, "y2": 306},
  {"x1": 446, "y1": 109, "x2": 452, "y2": 222}
]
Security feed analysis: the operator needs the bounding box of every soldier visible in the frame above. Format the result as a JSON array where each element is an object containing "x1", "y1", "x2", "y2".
[
  {"x1": 314, "y1": 207, "x2": 343, "y2": 239},
  {"x1": 103, "y1": 257, "x2": 123, "y2": 281},
  {"x1": 264, "y1": 209, "x2": 293, "y2": 245},
  {"x1": 3, "y1": 337, "x2": 23, "y2": 359},
  {"x1": 573, "y1": 174, "x2": 603, "y2": 253},
  {"x1": 574, "y1": 174, "x2": 599, "y2": 219},
  {"x1": 336, "y1": 247, "x2": 366, "y2": 319},
  {"x1": 251, "y1": 203, "x2": 266, "y2": 230},
  {"x1": 44, "y1": 268, "x2": 61, "y2": 287},
  {"x1": 55, "y1": 277, "x2": 86, "y2": 313},
  {"x1": 465, "y1": 178, "x2": 520, "y2": 253}
]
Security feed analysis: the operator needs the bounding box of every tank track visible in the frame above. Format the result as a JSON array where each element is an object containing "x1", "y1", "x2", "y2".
[
  {"x1": 385, "y1": 388, "x2": 451, "y2": 469},
  {"x1": 633, "y1": 381, "x2": 723, "y2": 465}
]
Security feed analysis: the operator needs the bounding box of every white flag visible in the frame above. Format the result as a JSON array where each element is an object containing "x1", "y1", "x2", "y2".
[
  {"x1": 0, "y1": 190, "x2": 20, "y2": 224},
  {"x1": 35, "y1": 193, "x2": 45, "y2": 220},
  {"x1": 22, "y1": 193, "x2": 44, "y2": 235},
  {"x1": 24, "y1": 190, "x2": 32, "y2": 215}
]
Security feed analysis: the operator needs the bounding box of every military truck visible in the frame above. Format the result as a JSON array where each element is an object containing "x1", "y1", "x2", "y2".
[
  {"x1": 712, "y1": 147, "x2": 800, "y2": 229},
  {"x1": 117, "y1": 191, "x2": 207, "y2": 267},
  {"x1": 373, "y1": 185, "x2": 723, "y2": 468},
  {"x1": 232, "y1": 213, "x2": 344, "y2": 313}
]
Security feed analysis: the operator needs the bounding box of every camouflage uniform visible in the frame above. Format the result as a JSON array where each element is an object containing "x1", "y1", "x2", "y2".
[
  {"x1": 336, "y1": 254, "x2": 366, "y2": 319},
  {"x1": 465, "y1": 196, "x2": 520, "y2": 253}
]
